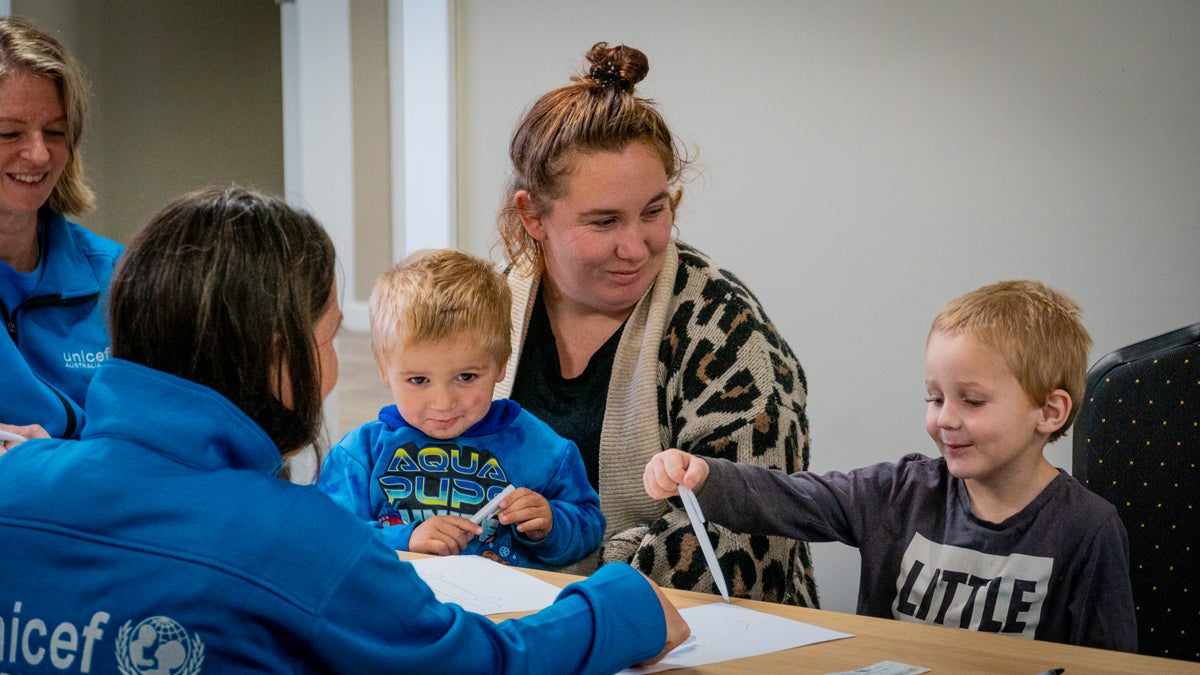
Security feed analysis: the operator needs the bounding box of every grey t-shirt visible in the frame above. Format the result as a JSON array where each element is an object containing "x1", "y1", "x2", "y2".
[{"x1": 699, "y1": 453, "x2": 1137, "y2": 652}]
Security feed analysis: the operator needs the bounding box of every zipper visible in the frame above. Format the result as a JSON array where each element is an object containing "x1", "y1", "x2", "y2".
[
  {"x1": 3, "y1": 292, "x2": 94, "y2": 345},
  {"x1": 3, "y1": 292, "x2": 95, "y2": 438},
  {"x1": 1, "y1": 299, "x2": 13, "y2": 342}
]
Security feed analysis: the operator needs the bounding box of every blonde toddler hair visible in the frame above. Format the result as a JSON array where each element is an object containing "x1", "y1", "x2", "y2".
[{"x1": 369, "y1": 249, "x2": 512, "y2": 369}]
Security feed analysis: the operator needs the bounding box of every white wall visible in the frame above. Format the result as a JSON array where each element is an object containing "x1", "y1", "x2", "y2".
[
  {"x1": 457, "y1": 1, "x2": 1200, "y2": 613},
  {"x1": 12, "y1": 0, "x2": 284, "y2": 244}
]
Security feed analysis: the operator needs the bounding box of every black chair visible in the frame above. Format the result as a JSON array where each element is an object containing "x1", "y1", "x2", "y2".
[{"x1": 1072, "y1": 322, "x2": 1199, "y2": 661}]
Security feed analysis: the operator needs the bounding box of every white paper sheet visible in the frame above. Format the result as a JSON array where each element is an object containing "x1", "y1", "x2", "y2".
[
  {"x1": 827, "y1": 661, "x2": 930, "y2": 675},
  {"x1": 405, "y1": 554, "x2": 562, "y2": 615},
  {"x1": 619, "y1": 602, "x2": 853, "y2": 674}
]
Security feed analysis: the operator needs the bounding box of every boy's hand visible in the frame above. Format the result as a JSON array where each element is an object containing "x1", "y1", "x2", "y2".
[
  {"x1": 409, "y1": 515, "x2": 482, "y2": 556},
  {"x1": 643, "y1": 448, "x2": 710, "y2": 500},
  {"x1": 497, "y1": 488, "x2": 552, "y2": 541}
]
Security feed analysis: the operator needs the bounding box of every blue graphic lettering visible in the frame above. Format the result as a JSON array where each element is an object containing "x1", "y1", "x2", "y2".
[
  {"x1": 385, "y1": 445, "x2": 421, "y2": 473},
  {"x1": 477, "y1": 457, "x2": 505, "y2": 481},
  {"x1": 379, "y1": 442, "x2": 510, "y2": 517},
  {"x1": 417, "y1": 447, "x2": 450, "y2": 473},
  {"x1": 415, "y1": 476, "x2": 450, "y2": 506},
  {"x1": 450, "y1": 479, "x2": 485, "y2": 510},
  {"x1": 380, "y1": 474, "x2": 413, "y2": 503},
  {"x1": 450, "y1": 447, "x2": 479, "y2": 474}
]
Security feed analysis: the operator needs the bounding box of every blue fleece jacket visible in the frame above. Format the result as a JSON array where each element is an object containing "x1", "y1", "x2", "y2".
[
  {"x1": 0, "y1": 359, "x2": 665, "y2": 673},
  {"x1": 0, "y1": 208, "x2": 122, "y2": 438},
  {"x1": 320, "y1": 401, "x2": 605, "y2": 569}
]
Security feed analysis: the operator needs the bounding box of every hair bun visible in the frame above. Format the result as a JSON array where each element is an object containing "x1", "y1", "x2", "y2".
[{"x1": 584, "y1": 42, "x2": 648, "y2": 91}]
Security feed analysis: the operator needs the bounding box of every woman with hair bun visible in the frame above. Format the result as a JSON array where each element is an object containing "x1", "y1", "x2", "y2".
[{"x1": 496, "y1": 42, "x2": 820, "y2": 606}]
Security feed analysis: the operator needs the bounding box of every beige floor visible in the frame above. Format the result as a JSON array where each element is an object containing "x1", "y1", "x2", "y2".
[
  {"x1": 286, "y1": 329, "x2": 389, "y2": 483},
  {"x1": 333, "y1": 329, "x2": 392, "y2": 437}
]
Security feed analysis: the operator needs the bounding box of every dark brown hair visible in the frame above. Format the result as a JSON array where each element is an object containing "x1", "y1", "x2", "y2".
[
  {"x1": 496, "y1": 42, "x2": 689, "y2": 275},
  {"x1": 109, "y1": 187, "x2": 336, "y2": 453}
]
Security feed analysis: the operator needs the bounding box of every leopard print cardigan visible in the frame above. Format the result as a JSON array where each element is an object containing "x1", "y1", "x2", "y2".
[{"x1": 497, "y1": 241, "x2": 819, "y2": 607}]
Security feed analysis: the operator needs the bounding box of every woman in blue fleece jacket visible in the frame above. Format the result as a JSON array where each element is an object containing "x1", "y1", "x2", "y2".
[
  {"x1": 0, "y1": 187, "x2": 687, "y2": 673},
  {"x1": 0, "y1": 17, "x2": 123, "y2": 444}
]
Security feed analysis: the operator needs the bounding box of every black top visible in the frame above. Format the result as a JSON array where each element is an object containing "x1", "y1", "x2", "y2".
[{"x1": 510, "y1": 288, "x2": 624, "y2": 490}]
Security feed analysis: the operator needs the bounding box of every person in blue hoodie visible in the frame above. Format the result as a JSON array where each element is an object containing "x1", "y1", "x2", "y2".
[
  {"x1": 319, "y1": 248, "x2": 605, "y2": 570},
  {"x1": 0, "y1": 16, "x2": 123, "y2": 445},
  {"x1": 0, "y1": 186, "x2": 688, "y2": 673}
]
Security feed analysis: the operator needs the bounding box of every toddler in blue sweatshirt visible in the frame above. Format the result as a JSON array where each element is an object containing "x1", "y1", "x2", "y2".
[{"x1": 320, "y1": 248, "x2": 604, "y2": 568}]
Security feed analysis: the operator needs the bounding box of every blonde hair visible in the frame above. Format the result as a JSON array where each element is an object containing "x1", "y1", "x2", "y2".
[
  {"x1": 0, "y1": 16, "x2": 95, "y2": 215},
  {"x1": 496, "y1": 42, "x2": 689, "y2": 276},
  {"x1": 929, "y1": 280, "x2": 1092, "y2": 442},
  {"x1": 369, "y1": 249, "x2": 512, "y2": 368}
]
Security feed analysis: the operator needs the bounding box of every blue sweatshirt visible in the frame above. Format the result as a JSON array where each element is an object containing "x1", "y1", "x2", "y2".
[
  {"x1": 320, "y1": 401, "x2": 605, "y2": 569},
  {"x1": 0, "y1": 207, "x2": 122, "y2": 438},
  {"x1": 0, "y1": 359, "x2": 665, "y2": 673}
]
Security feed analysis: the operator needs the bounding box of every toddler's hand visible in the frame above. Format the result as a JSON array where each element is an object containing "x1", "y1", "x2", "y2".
[
  {"x1": 643, "y1": 448, "x2": 709, "y2": 499},
  {"x1": 409, "y1": 515, "x2": 482, "y2": 556},
  {"x1": 497, "y1": 488, "x2": 552, "y2": 541}
]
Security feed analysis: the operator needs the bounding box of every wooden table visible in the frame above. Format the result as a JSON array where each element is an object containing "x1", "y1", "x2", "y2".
[{"x1": 422, "y1": 559, "x2": 1197, "y2": 674}]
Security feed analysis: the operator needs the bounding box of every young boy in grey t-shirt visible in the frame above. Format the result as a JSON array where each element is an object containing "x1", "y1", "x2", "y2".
[{"x1": 644, "y1": 280, "x2": 1136, "y2": 652}]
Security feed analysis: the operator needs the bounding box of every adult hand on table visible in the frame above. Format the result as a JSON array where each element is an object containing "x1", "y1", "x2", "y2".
[
  {"x1": 0, "y1": 423, "x2": 50, "y2": 456},
  {"x1": 636, "y1": 573, "x2": 691, "y2": 666}
]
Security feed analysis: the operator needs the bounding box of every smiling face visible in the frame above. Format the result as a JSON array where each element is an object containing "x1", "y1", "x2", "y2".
[
  {"x1": 380, "y1": 336, "x2": 506, "y2": 440},
  {"x1": 520, "y1": 141, "x2": 673, "y2": 318},
  {"x1": 0, "y1": 72, "x2": 68, "y2": 228},
  {"x1": 924, "y1": 330, "x2": 1056, "y2": 488}
]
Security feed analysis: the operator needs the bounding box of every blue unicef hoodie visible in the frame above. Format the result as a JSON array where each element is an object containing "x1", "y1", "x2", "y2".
[
  {"x1": 0, "y1": 359, "x2": 665, "y2": 673},
  {"x1": 0, "y1": 208, "x2": 122, "y2": 438},
  {"x1": 320, "y1": 401, "x2": 605, "y2": 569}
]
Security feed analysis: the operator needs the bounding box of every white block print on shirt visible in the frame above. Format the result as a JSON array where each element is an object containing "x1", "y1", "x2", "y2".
[{"x1": 891, "y1": 533, "x2": 1051, "y2": 638}]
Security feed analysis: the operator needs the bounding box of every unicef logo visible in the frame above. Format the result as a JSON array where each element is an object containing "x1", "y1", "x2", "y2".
[{"x1": 115, "y1": 616, "x2": 205, "y2": 675}]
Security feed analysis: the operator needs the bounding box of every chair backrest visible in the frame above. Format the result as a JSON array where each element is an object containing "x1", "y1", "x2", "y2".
[{"x1": 1072, "y1": 322, "x2": 1199, "y2": 662}]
